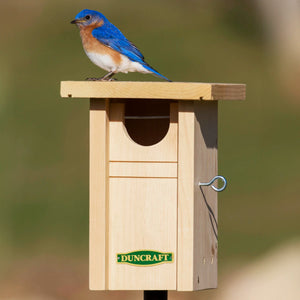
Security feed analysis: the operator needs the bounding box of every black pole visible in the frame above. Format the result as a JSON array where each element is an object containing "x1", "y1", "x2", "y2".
[{"x1": 144, "y1": 291, "x2": 168, "y2": 300}]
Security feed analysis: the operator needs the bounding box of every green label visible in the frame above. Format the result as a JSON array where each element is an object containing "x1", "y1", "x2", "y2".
[{"x1": 117, "y1": 250, "x2": 173, "y2": 266}]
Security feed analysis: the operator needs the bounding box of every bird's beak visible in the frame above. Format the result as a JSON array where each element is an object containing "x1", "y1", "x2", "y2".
[{"x1": 70, "y1": 19, "x2": 85, "y2": 24}]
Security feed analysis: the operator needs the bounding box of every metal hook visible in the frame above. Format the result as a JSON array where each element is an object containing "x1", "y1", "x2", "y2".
[{"x1": 198, "y1": 176, "x2": 227, "y2": 192}]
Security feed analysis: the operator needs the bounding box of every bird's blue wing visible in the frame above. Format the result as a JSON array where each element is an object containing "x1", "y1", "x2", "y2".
[
  {"x1": 92, "y1": 24, "x2": 144, "y2": 62},
  {"x1": 92, "y1": 23, "x2": 172, "y2": 82}
]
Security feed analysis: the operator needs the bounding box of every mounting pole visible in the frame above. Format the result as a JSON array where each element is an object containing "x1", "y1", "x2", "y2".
[{"x1": 144, "y1": 291, "x2": 168, "y2": 300}]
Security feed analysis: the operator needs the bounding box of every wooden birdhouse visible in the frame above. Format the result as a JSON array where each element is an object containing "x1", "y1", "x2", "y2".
[{"x1": 60, "y1": 81, "x2": 245, "y2": 292}]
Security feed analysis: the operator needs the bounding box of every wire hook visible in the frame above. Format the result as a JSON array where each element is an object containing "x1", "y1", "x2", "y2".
[{"x1": 198, "y1": 175, "x2": 227, "y2": 192}]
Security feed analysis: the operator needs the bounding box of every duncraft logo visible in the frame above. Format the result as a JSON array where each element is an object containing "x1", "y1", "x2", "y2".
[{"x1": 117, "y1": 250, "x2": 173, "y2": 266}]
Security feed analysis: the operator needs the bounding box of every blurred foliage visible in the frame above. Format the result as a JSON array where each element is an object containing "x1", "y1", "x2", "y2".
[{"x1": 0, "y1": 0, "x2": 299, "y2": 281}]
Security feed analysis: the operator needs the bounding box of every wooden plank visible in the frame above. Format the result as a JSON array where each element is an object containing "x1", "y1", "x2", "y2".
[
  {"x1": 177, "y1": 101, "x2": 218, "y2": 291},
  {"x1": 108, "y1": 177, "x2": 177, "y2": 290},
  {"x1": 109, "y1": 103, "x2": 178, "y2": 162},
  {"x1": 60, "y1": 81, "x2": 246, "y2": 101},
  {"x1": 177, "y1": 101, "x2": 195, "y2": 291},
  {"x1": 89, "y1": 99, "x2": 109, "y2": 290},
  {"x1": 211, "y1": 84, "x2": 246, "y2": 100},
  {"x1": 109, "y1": 162, "x2": 177, "y2": 178},
  {"x1": 193, "y1": 101, "x2": 218, "y2": 290}
]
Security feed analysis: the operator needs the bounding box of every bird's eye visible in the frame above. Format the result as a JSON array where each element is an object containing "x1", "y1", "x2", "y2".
[{"x1": 85, "y1": 15, "x2": 91, "y2": 20}]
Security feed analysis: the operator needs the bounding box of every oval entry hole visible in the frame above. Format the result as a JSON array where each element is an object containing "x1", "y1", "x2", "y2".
[{"x1": 124, "y1": 100, "x2": 170, "y2": 146}]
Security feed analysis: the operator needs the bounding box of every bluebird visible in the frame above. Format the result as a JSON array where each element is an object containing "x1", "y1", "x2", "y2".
[{"x1": 71, "y1": 9, "x2": 171, "y2": 81}]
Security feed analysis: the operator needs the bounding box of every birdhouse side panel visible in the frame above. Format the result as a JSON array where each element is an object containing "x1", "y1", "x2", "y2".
[
  {"x1": 193, "y1": 101, "x2": 218, "y2": 290},
  {"x1": 177, "y1": 101, "x2": 218, "y2": 291}
]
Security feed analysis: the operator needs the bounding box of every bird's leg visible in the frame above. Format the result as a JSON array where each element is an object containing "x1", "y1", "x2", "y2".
[
  {"x1": 86, "y1": 71, "x2": 116, "y2": 81},
  {"x1": 101, "y1": 71, "x2": 116, "y2": 81}
]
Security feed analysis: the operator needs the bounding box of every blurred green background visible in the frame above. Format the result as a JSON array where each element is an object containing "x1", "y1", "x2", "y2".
[{"x1": 1, "y1": 0, "x2": 299, "y2": 299}]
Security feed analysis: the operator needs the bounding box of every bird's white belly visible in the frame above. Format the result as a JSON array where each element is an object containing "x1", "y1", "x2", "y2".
[
  {"x1": 85, "y1": 51, "x2": 150, "y2": 74},
  {"x1": 85, "y1": 51, "x2": 117, "y2": 72}
]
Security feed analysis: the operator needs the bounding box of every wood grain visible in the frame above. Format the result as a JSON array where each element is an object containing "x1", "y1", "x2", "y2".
[
  {"x1": 109, "y1": 162, "x2": 177, "y2": 178},
  {"x1": 108, "y1": 177, "x2": 177, "y2": 290},
  {"x1": 109, "y1": 102, "x2": 178, "y2": 162},
  {"x1": 177, "y1": 101, "x2": 195, "y2": 291},
  {"x1": 89, "y1": 99, "x2": 109, "y2": 290},
  {"x1": 60, "y1": 81, "x2": 246, "y2": 101},
  {"x1": 177, "y1": 101, "x2": 218, "y2": 291},
  {"x1": 193, "y1": 101, "x2": 218, "y2": 290}
]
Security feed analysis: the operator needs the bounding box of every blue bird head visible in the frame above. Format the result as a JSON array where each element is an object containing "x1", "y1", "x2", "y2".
[{"x1": 71, "y1": 9, "x2": 107, "y2": 27}]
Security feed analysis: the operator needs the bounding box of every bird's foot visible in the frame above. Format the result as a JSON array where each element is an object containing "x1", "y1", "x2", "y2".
[
  {"x1": 85, "y1": 77, "x2": 118, "y2": 81},
  {"x1": 85, "y1": 77, "x2": 102, "y2": 81}
]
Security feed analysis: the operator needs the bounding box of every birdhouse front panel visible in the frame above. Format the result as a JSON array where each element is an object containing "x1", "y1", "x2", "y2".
[
  {"x1": 109, "y1": 101, "x2": 178, "y2": 162},
  {"x1": 109, "y1": 177, "x2": 177, "y2": 290},
  {"x1": 107, "y1": 100, "x2": 178, "y2": 290}
]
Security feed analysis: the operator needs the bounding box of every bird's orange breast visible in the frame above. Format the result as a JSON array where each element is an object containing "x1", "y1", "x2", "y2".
[{"x1": 79, "y1": 22, "x2": 122, "y2": 65}]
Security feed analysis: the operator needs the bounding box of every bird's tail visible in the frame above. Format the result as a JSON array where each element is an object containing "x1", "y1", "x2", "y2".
[{"x1": 142, "y1": 63, "x2": 172, "y2": 82}]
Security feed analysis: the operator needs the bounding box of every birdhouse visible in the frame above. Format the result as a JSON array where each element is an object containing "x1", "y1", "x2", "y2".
[{"x1": 60, "y1": 81, "x2": 245, "y2": 292}]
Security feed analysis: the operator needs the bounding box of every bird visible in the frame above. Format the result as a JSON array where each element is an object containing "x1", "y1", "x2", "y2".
[{"x1": 71, "y1": 9, "x2": 171, "y2": 81}]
